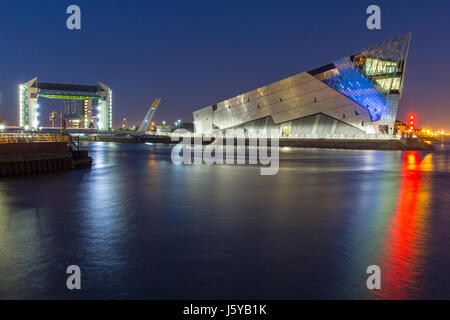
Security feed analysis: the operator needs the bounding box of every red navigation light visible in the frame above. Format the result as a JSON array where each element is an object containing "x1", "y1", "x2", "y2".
[{"x1": 408, "y1": 114, "x2": 415, "y2": 132}]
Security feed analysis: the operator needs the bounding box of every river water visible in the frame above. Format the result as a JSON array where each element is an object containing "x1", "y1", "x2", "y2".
[{"x1": 0, "y1": 142, "x2": 449, "y2": 299}]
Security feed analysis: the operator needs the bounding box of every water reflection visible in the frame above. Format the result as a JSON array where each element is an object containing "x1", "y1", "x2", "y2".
[
  {"x1": 0, "y1": 143, "x2": 448, "y2": 299},
  {"x1": 377, "y1": 152, "x2": 432, "y2": 299}
]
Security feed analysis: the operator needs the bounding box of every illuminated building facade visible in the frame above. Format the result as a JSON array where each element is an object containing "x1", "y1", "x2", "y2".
[
  {"x1": 63, "y1": 99, "x2": 84, "y2": 128},
  {"x1": 62, "y1": 99, "x2": 97, "y2": 128},
  {"x1": 193, "y1": 34, "x2": 411, "y2": 138},
  {"x1": 19, "y1": 78, "x2": 112, "y2": 130}
]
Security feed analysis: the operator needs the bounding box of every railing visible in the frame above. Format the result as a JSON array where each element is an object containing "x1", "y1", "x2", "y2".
[{"x1": 0, "y1": 134, "x2": 70, "y2": 144}]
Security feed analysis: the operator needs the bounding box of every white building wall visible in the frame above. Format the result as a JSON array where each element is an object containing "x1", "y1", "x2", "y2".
[{"x1": 193, "y1": 72, "x2": 374, "y2": 136}]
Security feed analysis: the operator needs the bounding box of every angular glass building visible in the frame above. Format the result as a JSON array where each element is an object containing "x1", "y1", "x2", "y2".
[{"x1": 193, "y1": 34, "x2": 411, "y2": 138}]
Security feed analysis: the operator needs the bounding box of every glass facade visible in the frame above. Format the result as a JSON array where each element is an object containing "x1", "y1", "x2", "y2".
[
  {"x1": 375, "y1": 77, "x2": 401, "y2": 91},
  {"x1": 312, "y1": 34, "x2": 411, "y2": 126},
  {"x1": 321, "y1": 57, "x2": 386, "y2": 121},
  {"x1": 363, "y1": 58, "x2": 397, "y2": 76}
]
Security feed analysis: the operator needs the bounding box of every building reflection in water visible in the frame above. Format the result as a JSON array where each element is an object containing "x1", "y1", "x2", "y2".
[{"x1": 377, "y1": 151, "x2": 433, "y2": 299}]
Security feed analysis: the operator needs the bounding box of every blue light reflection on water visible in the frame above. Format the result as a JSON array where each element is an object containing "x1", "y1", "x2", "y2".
[{"x1": 0, "y1": 142, "x2": 449, "y2": 299}]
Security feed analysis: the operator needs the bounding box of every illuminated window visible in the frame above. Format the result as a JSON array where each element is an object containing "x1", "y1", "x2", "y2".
[
  {"x1": 315, "y1": 68, "x2": 340, "y2": 81},
  {"x1": 374, "y1": 76, "x2": 401, "y2": 91},
  {"x1": 364, "y1": 58, "x2": 397, "y2": 76}
]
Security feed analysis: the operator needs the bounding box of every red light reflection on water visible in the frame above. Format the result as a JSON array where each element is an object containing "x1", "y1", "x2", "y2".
[{"x1": 377, "y1": 151, "x2": 431, "y2": 299}]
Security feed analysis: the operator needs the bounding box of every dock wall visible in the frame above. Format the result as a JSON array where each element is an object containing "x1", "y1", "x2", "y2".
[{"x1": 0, "y1": 141, "x2": 92, "y2": 177}]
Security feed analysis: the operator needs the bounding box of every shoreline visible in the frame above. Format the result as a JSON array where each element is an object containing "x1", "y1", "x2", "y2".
[{"x1": 78, "y1": 135, "x2": 434, "y2": 151}]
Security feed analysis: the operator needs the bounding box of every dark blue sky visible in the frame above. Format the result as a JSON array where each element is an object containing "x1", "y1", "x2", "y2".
[{"x1": 0, "y1": 0, "x2": 449, "y2": 130}]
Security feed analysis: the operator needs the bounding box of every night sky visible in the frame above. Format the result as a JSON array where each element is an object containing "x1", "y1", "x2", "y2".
[{"x1": 0, "y1": 0, "x2": 449, "y2": 130}]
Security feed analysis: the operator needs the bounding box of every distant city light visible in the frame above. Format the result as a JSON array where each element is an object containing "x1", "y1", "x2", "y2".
[{"x1": 419, "y1": 128, "x2": 448, "y2": 137}]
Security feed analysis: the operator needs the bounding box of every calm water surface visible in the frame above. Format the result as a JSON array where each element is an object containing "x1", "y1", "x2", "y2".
[{"x1": 0, "y1": 142, "x2": 449, "y2": 299}]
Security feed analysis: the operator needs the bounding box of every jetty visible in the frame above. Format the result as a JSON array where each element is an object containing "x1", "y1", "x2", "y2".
[{"x1": 0, "y1": 134, "x2": 92, "y2": 177}]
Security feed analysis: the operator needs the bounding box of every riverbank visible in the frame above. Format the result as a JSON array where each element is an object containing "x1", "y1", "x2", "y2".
[{"x1": 79, "y1": 135, "x2": 433, "y2": 151}]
